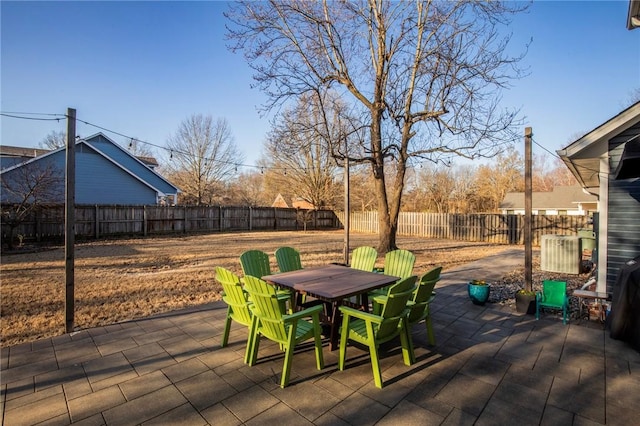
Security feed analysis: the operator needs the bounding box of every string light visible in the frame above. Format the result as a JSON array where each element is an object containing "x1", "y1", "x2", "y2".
[{"x1": 9, "y1": 109, "x2": 583, "y2": 177}]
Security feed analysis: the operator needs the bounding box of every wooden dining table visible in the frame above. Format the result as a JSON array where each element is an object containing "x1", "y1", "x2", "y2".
[{"x1": 262, "y1": 264, "x2": 400, "y2": 351}]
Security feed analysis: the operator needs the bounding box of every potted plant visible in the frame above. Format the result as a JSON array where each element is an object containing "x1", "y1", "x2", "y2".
[
  {"x1": 515, "y1": 288, "x2": 536, "y2": 314},
  {"x1": 467, "y1": 279, "x2": 490, "y2": 305}
]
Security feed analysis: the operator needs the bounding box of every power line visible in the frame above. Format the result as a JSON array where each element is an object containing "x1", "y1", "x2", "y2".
[{"x1": 1, "y1": 112, "x2": 66, "y2": 121}]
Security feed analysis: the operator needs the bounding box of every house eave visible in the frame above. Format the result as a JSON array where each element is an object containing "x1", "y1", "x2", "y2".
[
  {"x1": 557, "y1": 101, "x2": 640, "y2": 192},
  {"x1": 628, "y1": 0, "x2": 640, "y2": 29}
]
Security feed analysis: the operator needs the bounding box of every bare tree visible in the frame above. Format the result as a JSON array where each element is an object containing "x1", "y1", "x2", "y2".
[
  {"x1": 1, "y1": 160, "x2": 64, "y2": 249},
  {"x1": 40, "y1": 130, "x2": 66, "y2": 150},
  {"x1": 226, "y1": 170, "x2": 272, "y2": 206},
  {"x1": 474, "y1": 146, "x2": 523, "y2": 212},
  {"x1": 263, "y1": 95, "x2": 342, "y2": 209},
  {"x1": 164, "y1": 115, "x2": 243, "y2": 205},
  {"x1": 227, "y1": 0, "x2": 527, "y2": 251}
]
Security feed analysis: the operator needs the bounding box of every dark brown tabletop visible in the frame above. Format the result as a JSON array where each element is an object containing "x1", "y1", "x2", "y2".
[{"x1": 263, "y1": 264, "x2": 400, "y2": 350}]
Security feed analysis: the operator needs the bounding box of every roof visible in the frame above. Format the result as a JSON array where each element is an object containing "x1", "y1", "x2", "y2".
[
  {"x1": 500, "y1": 185, "x2": 598, "y2": 210},
  {"x1": 0, "y1": 144, "x2": 160, "y2": 168},
  {"x1": 557, "y1": 101, "x2": 640, "y2": 193},
  {"x1": 272, "y1": 193, "x2": 289, "y2": 208},
  {"x1": 0, "y1": 145, "x2": 50, "y2": 158}
]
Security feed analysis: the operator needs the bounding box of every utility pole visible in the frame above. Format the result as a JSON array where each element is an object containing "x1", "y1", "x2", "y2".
[
  {"x1": 65, "y1": 108, "x2": 76, "y2": 333},
  {"x1": 524, "y1": 127, "x2": 533, "y2": 292}
]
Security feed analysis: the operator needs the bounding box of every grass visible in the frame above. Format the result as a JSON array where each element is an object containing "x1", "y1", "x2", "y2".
[{"x1": 0, "y1": 230, "x2": 512, "y2": 347}]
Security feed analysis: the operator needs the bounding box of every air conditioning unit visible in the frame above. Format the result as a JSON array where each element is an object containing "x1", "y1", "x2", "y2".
[{"x1": 540, "y1": 235, "x2": 582, "y2": 274}]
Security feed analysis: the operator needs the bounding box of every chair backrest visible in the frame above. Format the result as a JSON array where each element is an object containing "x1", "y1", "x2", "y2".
[
  {"x1": 408, "y1": 266, "x2": 442, "y2": 323},
  {"x1": 240, "y1": 250, "x2": 272, "y2": 278},
  {"x1": 215, "y1": 266, "x2": 252, "y2": 325},
  {"x1": 243, "y1": 275, "x2": 289, "y2": 343},
  {"x1": 383, "y1": 249, "x2": 416, "y2": 279},
  {"x1": 377, "y1": 275, "x2": 417, "y2": 340},
  {"x1": 350, "y1": 246, "x2": 378, "y2": 272},
  {"x1": 542, "y1": 280, "x2": 567, "y2": 306},
  {"x1": 275, "y1": 246, "x2": 302, "y2": 273}
]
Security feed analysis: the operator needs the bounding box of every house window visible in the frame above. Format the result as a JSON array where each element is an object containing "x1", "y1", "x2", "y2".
[
  {"x1": 538, "y1": 210, "x2": 546, "y2": 215},
  {"x1": 558, "y1": 210, "x2": 567, "y2": 216}
]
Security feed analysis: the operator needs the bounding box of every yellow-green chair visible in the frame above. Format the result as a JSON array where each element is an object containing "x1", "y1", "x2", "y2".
[
  {"x1": 407, "y1": 267, "x2": 442, "y2": 345},
  {"x1": 243, "y1": 275, "x2": 325, "y2": 388},
  {"x1": 338, "y1": 275, "x2": 417, "y2": 388},
  {"x1": 536, "y1": 280, "x2": 569, "y2": 324},
  {"x1": 350, "y1": 246, "x2": 378, "y2": 271},
  {"x1": 215, "y1": 266, "x2": 253, "y2": 348},
  {"x1": 372, "y1": 266, "x2": 442, "y2": 342},
  {"x1": 369, "y1": 249, "x2": 416, "y2": 299}
]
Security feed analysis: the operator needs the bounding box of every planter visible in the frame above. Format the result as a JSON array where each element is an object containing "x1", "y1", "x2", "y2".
[
  {"x1": 467, "y1": 282, "x2": 490, "y2": 305},
  {"x1": 515, "y1": 292, "x2": 536, "y2": 314}
]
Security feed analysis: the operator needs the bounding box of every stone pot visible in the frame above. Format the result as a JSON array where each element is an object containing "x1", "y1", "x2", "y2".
[{"x1": 515, "y1": 292, "x2": 536, "y2": 315}]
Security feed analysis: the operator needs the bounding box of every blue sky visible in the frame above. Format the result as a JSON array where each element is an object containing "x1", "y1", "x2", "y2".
[{"x1": 2, "y1": 1, "x2": 639, "y2": 170}]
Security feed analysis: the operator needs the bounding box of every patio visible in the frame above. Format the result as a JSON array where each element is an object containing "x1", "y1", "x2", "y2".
[{"x1": 2, "y1": 249, "x2": 639, "y2": 425}]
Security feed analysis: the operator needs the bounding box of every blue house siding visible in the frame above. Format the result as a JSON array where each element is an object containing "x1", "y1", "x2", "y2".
[
  {"x1": 85, "y1": 135, "x2": 177, "y2": 195},
  {"x1": 607, "y1": 125, "x2": 640, "y2": 291},
  {"x1": 1, "y1": 133, "x2": 179, "y2": 205},
  {"x1": 75, "y1": 145, "x2": 158, "y2": 204}
]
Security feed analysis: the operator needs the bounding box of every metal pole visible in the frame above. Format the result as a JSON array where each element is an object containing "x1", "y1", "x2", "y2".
[
  {"x1": 65, "y1": 108, "x2": 76, "y2": 333},
  {"x1": 524, "y1": 127, "x2": 533, "y2": 292},
  {"x1": 343, "y1": 139, "x2": 350, "y2": 265}
]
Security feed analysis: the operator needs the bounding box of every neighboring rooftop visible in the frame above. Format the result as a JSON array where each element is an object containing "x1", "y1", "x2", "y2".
[{"x1": 500, "y1": 184, "x2": 598, "y2": 210}]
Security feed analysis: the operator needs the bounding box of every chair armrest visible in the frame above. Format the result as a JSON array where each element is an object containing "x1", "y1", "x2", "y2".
[
  {"x1": 339, "y1": 306, "x2": 382, "y2": 324},
  {"x1": 372, "y1": 294, "x2": 388, "y2": 305},
  {"x1": 283, "y1": 304, "x2": 323, "y2": 322}
]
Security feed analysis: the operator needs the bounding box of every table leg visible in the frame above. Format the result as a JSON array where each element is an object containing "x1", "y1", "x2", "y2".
[{"x1": 329, "y1": 301, "x2": 342, "y2": 351}]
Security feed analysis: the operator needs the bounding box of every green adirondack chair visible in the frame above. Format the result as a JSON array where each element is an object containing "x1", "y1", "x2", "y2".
[
  {"x1": 240, "y1": 249, "x2": 293, "y2": 311},
  {"x1": 536, "y1": 280, "x2": 569, "y2": 324},
  {"x1": 215, "y1": 266, "x2": 253, "y2": 348},
  {"x1": 338, "y1": 275, "x2": 417, "y2": 388},
  {"x1": 243, "y1": 275, "x2": 325, "y2": 388},
  {"x1": 407, "y1": 266, "x2": 442, "y2": 345},
  {"x1": 372, "y1": 266, "x2": 442, "y2": 341},
  {"x1": 350, "y1": 246, "x2": 378, "y2": 271},
  {"x1": 275, "y1": 246, "x2": 303, "y2": 273},
  {"x1": 240, "y1": 249, "x2": 273, "y2": 278},
  {"x1": 369, "y1": 249, "x2": 416, "y2": 300}
]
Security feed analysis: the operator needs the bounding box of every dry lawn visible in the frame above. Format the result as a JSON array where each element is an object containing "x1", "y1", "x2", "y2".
[{"x1": 1, "y1": 230, "x2": 511, "y2": 347}]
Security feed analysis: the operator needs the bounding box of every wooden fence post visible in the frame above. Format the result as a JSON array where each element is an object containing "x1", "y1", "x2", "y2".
[
  {"x1": 143, "y1": 205, "x2": 148, "y2": 237},
  {"x1": 95, "y1": 205, "x2": 99, "y2": 239}
]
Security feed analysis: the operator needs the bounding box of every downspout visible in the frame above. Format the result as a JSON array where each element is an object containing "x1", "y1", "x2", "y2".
[{"x1": 596, "y1": 156, "x2": 609, "y2": 293}]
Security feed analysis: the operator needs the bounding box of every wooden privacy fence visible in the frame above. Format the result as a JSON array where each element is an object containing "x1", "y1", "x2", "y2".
[
  {"x1": 2, "y1": 205, "x2": 339, "y2": 242},
  {"x1": 335, "y1": 211, "x2": 590, "y2": 245}
]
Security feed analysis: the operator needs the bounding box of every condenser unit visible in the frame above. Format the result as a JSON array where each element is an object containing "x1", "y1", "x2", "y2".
[{"x1": 540, "y1": 235, "x2": 582, "y2": 274}]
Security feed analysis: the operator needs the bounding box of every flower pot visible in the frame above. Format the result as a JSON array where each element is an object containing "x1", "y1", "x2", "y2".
[
  {"x1": 515, "y1": 292, "x2": 536, "y2": 315},
  {"x1": 467, "y1": 282, "x2": 490, "y2": 305}
]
